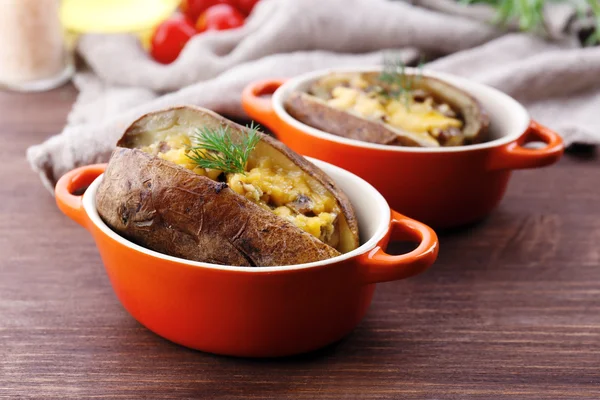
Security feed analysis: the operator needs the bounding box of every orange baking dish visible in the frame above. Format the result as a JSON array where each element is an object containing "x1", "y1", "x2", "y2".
[
  {"x1": 242, "y1": 68, "x2": 564, "y2": 228},
  {"x1": 55, "y1": 158, "x2": 438, "y2": 357}
]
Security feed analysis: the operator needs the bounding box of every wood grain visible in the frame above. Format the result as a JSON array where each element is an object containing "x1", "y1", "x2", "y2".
[{"x1": 0, "y1": 86, "x2": 599, "y2": 399}]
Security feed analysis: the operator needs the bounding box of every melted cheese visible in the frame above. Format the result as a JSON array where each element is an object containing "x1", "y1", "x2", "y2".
[
  {"x1": 140, "y1": 135, "x2": 339, "y2": 244},
  {"x1": 386, "y1": 99, "x2": 462, "y2": 133},
  {"x1": 326, "y1": 86, "x2": 462, "y2": 135},
  {"x1": 227, "y1": 157, "x2": 339, "y2": 243},
  {"x1": 141, "y1": 134, "x2": 222, "y2": 179},
  {"x1": 272, "y1": 206, "x2": 336, "y2": 241},
  {"x1": 329, "y1": 87, "x2": 385, "y2": 120},
  {"x1": 318, "y1": 73, "x2": 369, "y2": 91}
]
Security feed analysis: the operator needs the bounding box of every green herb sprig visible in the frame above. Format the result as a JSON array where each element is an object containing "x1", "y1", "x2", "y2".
[
  {"x1": 460, "y1": 0, "x2": 547, "y2": 32},
  {"x1": 379, "y1": 57, "x2": 411, "y2": 100},
  {"x1": 586, "y1": 0, "x2": 600, "y2": 45},
  {"x1": 378, "y1": 54, "x2": 425, "y2": 110},
  {"x1": 187, "y1": 122, "x2": 261, "y2": 174},
  {"x1": 459, "y1": 0, "x2": 600, "y2": 45}
]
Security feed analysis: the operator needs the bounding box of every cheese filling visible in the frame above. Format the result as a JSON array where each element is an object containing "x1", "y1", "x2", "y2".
[
  {"x1": 318, "y1": 76, "x2": 463, "y2": 143},
  {"x1": 140, "y1": 135, "x2": 340, "y2": 247}
]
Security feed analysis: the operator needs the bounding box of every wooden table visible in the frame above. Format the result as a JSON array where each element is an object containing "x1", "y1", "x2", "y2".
[{"x1": 1, "y1": 86, "x2": 599, "y2": 399}]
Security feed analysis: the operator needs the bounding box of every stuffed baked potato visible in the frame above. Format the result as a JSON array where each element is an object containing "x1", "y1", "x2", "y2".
[
  {"x1": 96, "y1": 106, "x2": 360, "y2": 267},
  {"x1": 285, "y1": 71, "x2": 489, "y2": 147}
]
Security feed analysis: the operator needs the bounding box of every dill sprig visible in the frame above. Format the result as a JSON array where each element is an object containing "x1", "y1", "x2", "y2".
[
  {"x1": 187, "y1": 122, "x2": 261, "y2": 174},
  {"x1": 378, "y1": 54, "x2": 425, "y2": 109},
  {"x1": 379, "y1": 57, "x2": 409, "y2": 98}
]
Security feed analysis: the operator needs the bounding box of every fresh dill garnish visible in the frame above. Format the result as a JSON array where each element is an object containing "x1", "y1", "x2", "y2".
[
  {"x1": 378, "y1": 54, "x2": 425, "y2": 109},
  {"x1": 379, "y1": 56, "x2": 411, "y2": 100},
  {"x1": 187, "y1": 122, "x2": 261, "y2": 174},
  {"x1": 415, "y1": 54, "x2": 425, "y2": 83}
]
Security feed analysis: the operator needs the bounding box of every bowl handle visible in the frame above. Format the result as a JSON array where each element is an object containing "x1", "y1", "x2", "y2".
[
  {"x1": 487, "y1": 120, "x2": 564, "y2": 171},
  {"x1": 55, "y1": 164, "x2": 106, "y2": 230},
  {"x1": 242, "y1": 79, "x2": 287, "y2": 130},
  {"x1": 358, "y1": 210, "x2": 439, "y2": 284}
]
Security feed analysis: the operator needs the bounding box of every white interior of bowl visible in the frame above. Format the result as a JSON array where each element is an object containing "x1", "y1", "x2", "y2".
[
  {"x1": 272, "y1": 67, "x2": 531, "y2": 152},
  {"x1": 82, "y1": 158, "x2": 392, "y2": 272}
]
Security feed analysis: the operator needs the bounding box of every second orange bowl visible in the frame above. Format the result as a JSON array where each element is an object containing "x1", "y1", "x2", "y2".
[{"x1": 242, "y1": 68, "x2": 565, "y2": 229}]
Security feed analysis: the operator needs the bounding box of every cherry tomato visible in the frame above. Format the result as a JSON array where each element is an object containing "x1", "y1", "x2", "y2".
[
  {"x1": 150, "y1": 16, "x2": 196, "y2": 64},
  {"x1": 180, "y1": 0, "x2": 224, "y2": 24},
  {"x1": 233, "y1": 0, "x2": 260, "y2": 15},
  {"x1": 195, "y1": 4, "x2": 246, "y2": 32}
]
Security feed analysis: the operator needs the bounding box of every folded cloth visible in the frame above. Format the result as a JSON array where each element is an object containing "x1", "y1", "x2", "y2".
[{"x1": 27, "y1": 0, "x2": 600, "y2": 193}]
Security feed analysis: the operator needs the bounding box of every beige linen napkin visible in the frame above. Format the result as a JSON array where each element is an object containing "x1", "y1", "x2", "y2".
[{"x1": 27, "y1": 0, "x2": 600, "y2": 193}]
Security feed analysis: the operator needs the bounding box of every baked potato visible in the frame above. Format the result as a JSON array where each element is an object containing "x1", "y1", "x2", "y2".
[
  {"x1": 96, "y1": 106, "x2": 360, "y2": 267},
  {"x1": 284, "y1": 71, "x2": 489, "y2": 147}
]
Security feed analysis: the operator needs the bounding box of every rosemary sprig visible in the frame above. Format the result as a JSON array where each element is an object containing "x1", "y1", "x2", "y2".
[
  {"x1": 460, "y1": 0, "x2": 547, "y2": 32},
  {"x1": 459, "y1": 0, "x2": 600, "y2": 45},
  {"x1": 187, "y1": 122, "x2": 261, "y2": 174}
]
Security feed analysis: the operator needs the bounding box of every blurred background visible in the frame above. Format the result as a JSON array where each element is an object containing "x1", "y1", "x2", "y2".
[
  {"x1": 0, "y1": 0, "x2": 598, "y2": 188},
  {"x1": 2, "y1": 0, "x2": 599, "y2": 92}
]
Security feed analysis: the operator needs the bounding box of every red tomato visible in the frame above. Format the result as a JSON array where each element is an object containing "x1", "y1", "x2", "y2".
[
  {"x1": 233, "y1": 0, "x2": 260, "y2": 15},
  {"x1": 195, "y1": 4, "x2": 245, "y2": 32},
  {"x1": 150, "y1": 16, "x2": 197, "y2": 64},
  {"x1": 180, "y1": 0, "x2": 224, "y2": 24}
]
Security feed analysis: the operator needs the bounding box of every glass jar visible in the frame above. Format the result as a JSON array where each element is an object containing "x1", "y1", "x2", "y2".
[
  {"x1": 60, "y1": 0, "x2": 180, "y2": 49},
  {"x1": 0, "y1": 0, "x2": 74, "y2": 92}
]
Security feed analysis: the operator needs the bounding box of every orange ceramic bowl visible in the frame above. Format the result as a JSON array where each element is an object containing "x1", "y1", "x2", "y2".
[
  {"x1": 55, "y1": 158, "x2": 438, "y2": 358},
  {"x1": 242, "y1": 68, "x2": 565, "y2": 229}
]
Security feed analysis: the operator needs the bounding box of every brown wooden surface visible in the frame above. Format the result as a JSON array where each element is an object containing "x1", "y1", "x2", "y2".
[{"x1": 1, "y1": 86, "x2": 599, "y2": 399}]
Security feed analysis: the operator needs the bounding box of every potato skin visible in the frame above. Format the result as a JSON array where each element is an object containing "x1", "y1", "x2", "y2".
[
  {"x1": 96, "y1": 148, "x2": 341, "y2": 267},
  {"x1": 284, "y1": 74, "x2": 489, "y2": 147},
  {"x1": 118, "y1": 106, "x2": 359, "y2": 252},
  {"x1": 96, "y1": 106, "x2": 360, "y2": 266},
  {"x1": 285, "y1": 92, "x2": 403, "y2": 146}
]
